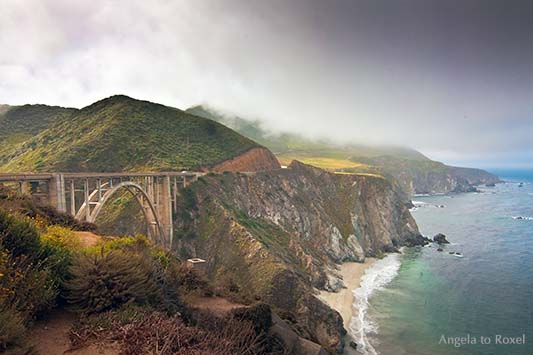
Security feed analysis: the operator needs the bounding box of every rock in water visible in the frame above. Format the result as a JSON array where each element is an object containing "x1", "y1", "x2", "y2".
[
  {"x1": 349, "y1": 341, "x2": 358, "y2": 350},
  {"x1": 433, "y1": 233, "x2": 450, "y2": 244},
  {"x1": 404, "y1": 233, "x2": 432, "y2": 247},
  {"x1": 437, "y1": 248, "x2": 444, "y2": 252}
]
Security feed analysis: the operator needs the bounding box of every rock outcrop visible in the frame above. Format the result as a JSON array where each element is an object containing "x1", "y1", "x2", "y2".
[
  {"x1": 174, "y1": 161, "x2": 423, "y2": 351},
  {"x1": 211, "y1": 147, "x2": 281, "y2": 172},
  {"x1": 433, "y1": 233, "x2": 450, "y2": 244}
]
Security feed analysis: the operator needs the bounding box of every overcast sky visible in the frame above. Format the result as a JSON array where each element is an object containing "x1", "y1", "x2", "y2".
[{"x1": 1, "y1": 0, "x2": 532, "y2": 168}]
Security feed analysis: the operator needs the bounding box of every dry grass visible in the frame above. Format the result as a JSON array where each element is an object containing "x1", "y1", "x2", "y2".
[{"x1": 277, "y1": 154, "x2": 370, "y2": 170}]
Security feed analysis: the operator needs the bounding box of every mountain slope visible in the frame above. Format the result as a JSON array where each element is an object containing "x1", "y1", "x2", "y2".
[
  {"x1": 0, "y1": 104, "x2": 76, "y2": 155},
  {"x1": 0, "y1": 96, "x2": 279, "y2": 173},
  {"x1": 186, "y1": 105, "x2": 500, "y2": 194}
]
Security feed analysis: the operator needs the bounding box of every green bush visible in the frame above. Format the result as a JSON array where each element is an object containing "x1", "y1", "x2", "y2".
[
  {"x1": 0, "y1": 250, "x2": 58, "y2": 322},
  {"x1": 0, "y1": 306, "x2": 26, "y2": 352},
  {"x1": 39, "y1": 225, "x2": 81, "y2": 288},
  {"x1": 0, "y1": 209, "x2": 40, "y2": 258},
  {"x1": 65, "y1": 250, "x2": 160, "y2": 313}
]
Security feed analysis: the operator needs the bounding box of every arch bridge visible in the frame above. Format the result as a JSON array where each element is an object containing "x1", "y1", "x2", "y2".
[{"x1": 0, "y1": 172, "x2": 203, "y2": 248}]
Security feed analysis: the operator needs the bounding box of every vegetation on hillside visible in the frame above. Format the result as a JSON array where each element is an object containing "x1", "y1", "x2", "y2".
[
  {"x1": 0, "y1": 104, "x2": 75, "y2": 155},
  {"x1": 0, "y1": 96, "x2": 262, "y2": 173},
  {"x1": 0, "y1": 188, "x2": 290, "y2": 354}
]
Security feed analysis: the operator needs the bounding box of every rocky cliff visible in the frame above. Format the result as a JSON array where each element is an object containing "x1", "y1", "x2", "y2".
[
  {"x1": 174, "y1": 161, "x2": 424, "y2": 351},
  {"x1": 351, "y1": 156, "x2": 501, "y2": 195},
  {"x1": 211, "y1": 147, "x2": 281, "y2": 172}
]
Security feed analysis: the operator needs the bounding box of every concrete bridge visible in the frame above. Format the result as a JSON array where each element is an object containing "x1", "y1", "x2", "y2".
[{"x1": 0, "y1": 172, "x2": 203, "y2": 248}]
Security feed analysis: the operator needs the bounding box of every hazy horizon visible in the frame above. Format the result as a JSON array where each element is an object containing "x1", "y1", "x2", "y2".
[{"x1": 1, "y1": 0, "x2": 532, "y2": 168}]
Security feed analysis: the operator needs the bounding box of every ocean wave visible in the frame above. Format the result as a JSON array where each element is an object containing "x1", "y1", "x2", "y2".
[
  {"x1": 349, "y1": 253, "x2": 401, "y2": 355},
  {"x1": 410, "y1": 201, "x2": 446, "y2": 211},
  {"x1": 512, "y1": 216, "x2": 533, "y2": 221}
]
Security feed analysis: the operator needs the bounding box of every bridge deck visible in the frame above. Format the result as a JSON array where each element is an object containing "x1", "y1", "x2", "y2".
[{"x1": 0, "y1": 171, "x2": 203, "y2": 182}]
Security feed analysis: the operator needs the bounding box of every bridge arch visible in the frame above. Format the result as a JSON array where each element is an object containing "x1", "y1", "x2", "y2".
[{"x1": 77, "y1": 181, "x2": 165, "y2": 245}]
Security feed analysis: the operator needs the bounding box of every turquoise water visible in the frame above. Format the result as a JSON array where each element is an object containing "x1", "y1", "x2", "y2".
[{"x1": 364, "y1": 171, "x2": 533, "y2": 355}]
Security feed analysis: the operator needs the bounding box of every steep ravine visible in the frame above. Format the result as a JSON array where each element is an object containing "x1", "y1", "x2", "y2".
[{"x1": 174, "y1": 161, "x2": 425, "y2": 352}]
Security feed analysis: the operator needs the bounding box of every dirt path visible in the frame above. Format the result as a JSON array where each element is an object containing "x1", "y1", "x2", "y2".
[
  {"x1": 74, "y1": 231, "x2": 102, "y2": 247},
  {"x1": 188, "y1": 296, "x2": 246, "y2": 316},
  {"x1": 30, "y1": 310, "x2": 119, "y2": 355}
]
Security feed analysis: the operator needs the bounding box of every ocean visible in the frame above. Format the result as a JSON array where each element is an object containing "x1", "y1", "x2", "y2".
[{"x1": 352, "y1": 170, "x2": 533, "y2": 355}]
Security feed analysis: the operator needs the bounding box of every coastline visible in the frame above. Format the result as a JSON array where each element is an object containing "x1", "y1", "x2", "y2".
[{"x1": 319, "y1": 258, "x2": 376, "y2": 355}]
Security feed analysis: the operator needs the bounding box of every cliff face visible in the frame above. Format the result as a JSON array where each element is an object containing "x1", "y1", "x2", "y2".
[
  {"x1": 401, "y1": 166, "x2": 500, "y2": 195},
  {"x1": 353, "y1": 156, "x2": 500, "y2": 195},
  {"x1": 174, "y1": 161, "x2": 422, "y2": 351},
  {"x1": 210, "y1": 147, "x2": 281, "y2": 172}
]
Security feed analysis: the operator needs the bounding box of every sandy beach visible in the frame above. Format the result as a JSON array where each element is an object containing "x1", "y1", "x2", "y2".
[{"x1": 319, "y1": 258, "x2": 376, "y2": 355}]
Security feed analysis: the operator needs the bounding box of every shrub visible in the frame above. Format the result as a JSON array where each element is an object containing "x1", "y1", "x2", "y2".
[
  {"x1": 167, "y1": 262, "x2": 211, "y2": 296},
  {"x1": 0, "y1": 209, "x2": 40, "y2": 258},
  {"x1": 70, "y1": 307, "x2": 266, "y2": 355},
  {"x1": 0, "y1": 249, "x2": 57, "y2": 322},
  {"x1": 39, "y1": 225, "x2": 82, "y2": 287},
  {"x1": 65, "y1": 250, "x2": 160, "y2": 313},
  {"x1": 40, "y1": 225, "x2": 81, "y2": 251},
  {"x1": 0, "y1": 306, "x2": 26, "y2": 352},
  {"x1": 22, "y1": 203, "x2": 97, "y2": 232},
  {"x1": 85, "y1": 234, "x2": 152, "y2": 256}
]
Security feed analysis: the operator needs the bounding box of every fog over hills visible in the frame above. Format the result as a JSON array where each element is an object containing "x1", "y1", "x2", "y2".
[{"x1": 2, "y1": 0, "x2": 532, "y2": 168}]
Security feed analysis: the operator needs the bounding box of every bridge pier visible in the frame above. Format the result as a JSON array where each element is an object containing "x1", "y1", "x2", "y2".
[
  {"x1": 19, "y1": 181, "x2": 31, "y2": 195},
  {"x1": 48, "y1": 174, "x2": 67, "y2": 213},
  {"x1": 158, "y1": 175, "x2": 173, "y2": 248},
  {"x1": 0, "y1": 171, "x2": 202, "y2": 249}
]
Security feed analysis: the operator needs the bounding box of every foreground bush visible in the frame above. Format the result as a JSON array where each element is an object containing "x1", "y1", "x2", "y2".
[
  {"x1": 0, "y1": 188, "x2": 96, "y2": 232},
  {"x1": 0, "y1": 306, "x2": 26, "y2": 352},
  {"x1": 39, "y1": 225, "x2": 82, "y2": 287},
  {"x1": 0, "y1": 217, "x2": 58, "y2": 352},
  {"x1": 70, "y1": 306, "x2": 268, "y2": 355},
  {"x1": 0, "y1": 209, "x2": 40, "y2": 258},
  {"x1": 65, "y1": 250, "x2": 159, "y2": 313}
]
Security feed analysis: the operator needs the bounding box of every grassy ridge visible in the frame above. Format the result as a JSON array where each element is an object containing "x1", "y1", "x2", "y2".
[
  {"x1": 0, "y1": 96, "x2": 261, "y2": 172},
  {"x1": 0, "y1": 104, "x2": 76, "y2": 155}
]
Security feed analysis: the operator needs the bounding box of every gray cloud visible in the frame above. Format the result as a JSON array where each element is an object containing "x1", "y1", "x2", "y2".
[{"x1": 1, "y1": 0, "x2": 532, "y2": 167}]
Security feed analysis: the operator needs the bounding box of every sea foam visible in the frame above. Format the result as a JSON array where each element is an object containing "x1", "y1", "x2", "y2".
[
  {"x1": 410, "y1": 201, "x2": 445, "y2": 212},
  {"x1": 512, "y1": 216, "x2": 533, "y2": 221},
  {"x1": 349, "y1": 253, "x2": 402, "y2": 355}
]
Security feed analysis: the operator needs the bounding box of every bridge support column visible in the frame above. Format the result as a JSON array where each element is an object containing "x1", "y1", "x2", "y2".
[
  {"x1": 158, "y1": 175, "x2": 173, "y2": 248},
  {"x1": 69, "y1": 180, "x2": 76, "y2": 215},
  {"x1": 48, "y1": 174, "x2": 66, "y2": 213},
  {"x1": 20, "y1": 181, "x2": 31, "y2": 195}
]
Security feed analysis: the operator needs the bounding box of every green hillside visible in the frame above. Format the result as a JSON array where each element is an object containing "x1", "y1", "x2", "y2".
[
  {"x1": 0, "y1": 104, "x2": 76, "y2": 155},
  {"x1": 0, "y1": 96, "x2": 261, "y2": 172}
]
